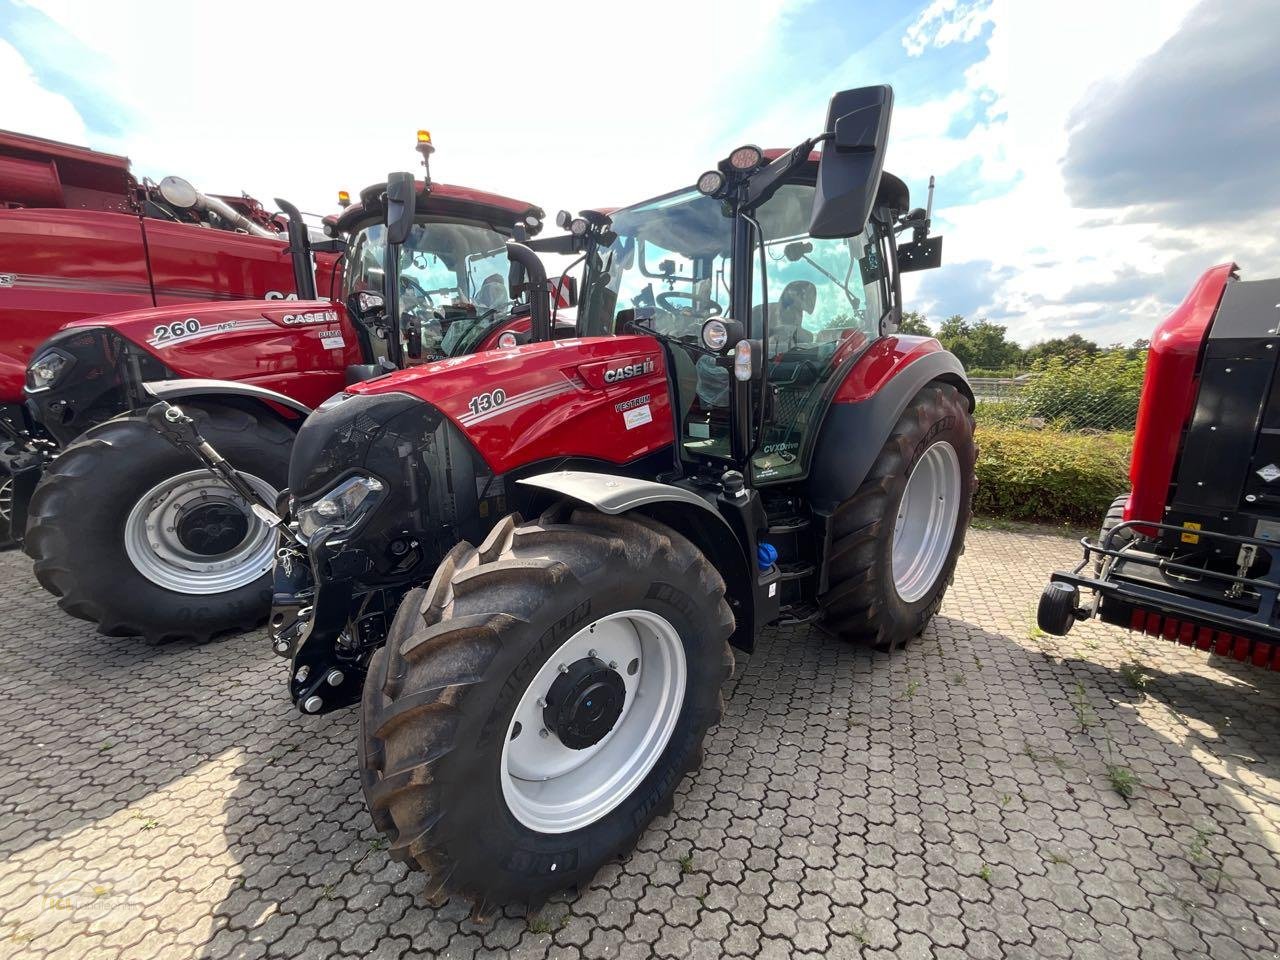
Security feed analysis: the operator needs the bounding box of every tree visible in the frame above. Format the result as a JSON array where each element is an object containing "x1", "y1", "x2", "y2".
[
  {"x1": 1024, "y1": 333, "x2": 1099, "y2": 363},
  {"x1": 935, "y1": 316, "x2": 1023, "y2": 371},
  {"x1": 898, "y1": 311, "x2": 932, "y2": 336}
]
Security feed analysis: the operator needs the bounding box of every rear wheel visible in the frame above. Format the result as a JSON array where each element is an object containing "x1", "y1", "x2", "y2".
[
  {"x1": 1095, "y1": 494, "x2": 1132, "y2": 573},
  {"x1": 820, "y1": 381, "x2": 976, "y2": 649},
  {"x1": 0, "y1": 471, "x2": 14, "y2": 549},
  {"x1": 360, "y1": 507, "x2": 734, "y2": 908},
  {"x1": 24, "y1": 403, "x2": 291, "y2": 642}
]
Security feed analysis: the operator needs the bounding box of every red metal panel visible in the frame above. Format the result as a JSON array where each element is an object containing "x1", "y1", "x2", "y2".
[
  {"x1": 831, "y1": 335, "x2": 941, "y2": 404},
  {"x1": 1196, "y1": 626, "x2": 1214, "y2": 650},
  {"x1": 350, "y1": 335, "x2": 675, "y2": 473},
  {"x1": 1251, "y1": 642, "x2": 1272, "y2": 667},
  {"x1": 0, "y1": 208, "x2": 152, "y2": 402},
  {"x1": 65, "y1": 299, "x2": 361, "y2": 411},
  {"x1": 142, "y1": 219, "x2": 299, "y2": 305},
  {"x1": 0, "y1": 156, "x2": 63, "y2": 206},
  {"x1": 1125, "y1": 264, "x2": 1236, "y2": 527}
]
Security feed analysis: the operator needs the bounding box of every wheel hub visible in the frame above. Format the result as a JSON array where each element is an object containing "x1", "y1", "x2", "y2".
[
  {"x1": 175, "y1": 501, "x2": 250, "y2": 556},
  {"x1": 543, "y1": 657, "x2": 626, "y2": 749}
]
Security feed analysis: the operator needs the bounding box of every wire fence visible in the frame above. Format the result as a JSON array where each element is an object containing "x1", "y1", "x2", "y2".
[{"x1": 971, "y1": 351, "x2": 1147, "y2": 433}]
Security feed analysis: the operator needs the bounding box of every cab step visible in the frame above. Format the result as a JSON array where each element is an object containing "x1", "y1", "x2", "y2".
[{"x1": 776, "y1": 601, "x2": 822, "y2": 627}]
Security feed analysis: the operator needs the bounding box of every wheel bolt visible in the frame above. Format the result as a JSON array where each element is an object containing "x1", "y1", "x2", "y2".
[
  {"x1": 588, "y1": 649, "x2": 597, "y2": 658},
  {"x1": 536, "y1": 697, "x2": 548, "y2": 709},
  {"x1": 558, "y1": 663, "x2": 568, "y2": 674},
  {"x1": 539, "y1": 728, "x2": 550, "y2": 739},
  {"x1": 609, "y1": 660, "x2": 618, "y2": 670}
]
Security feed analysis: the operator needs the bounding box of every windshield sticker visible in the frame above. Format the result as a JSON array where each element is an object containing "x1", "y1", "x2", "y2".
[{"x1": 622, "y1": 404, "x2": 653, "y2": 430}]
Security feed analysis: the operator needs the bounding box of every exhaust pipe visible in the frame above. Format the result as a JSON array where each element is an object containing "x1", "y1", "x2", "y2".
[{"x1": 158, "y1": 175, "x2": 277, "y2": 240}]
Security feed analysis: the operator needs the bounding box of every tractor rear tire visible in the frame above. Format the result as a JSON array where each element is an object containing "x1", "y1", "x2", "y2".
[
  {"x1": 360, "y1": 507, "x2": 734, "y2": 908},
  {"x1": 0, "y1": 470, "x2": 15, "y2": 550},
  {"x1": 820, "y1": 381, "x2": 976, "y2": 650},
  {"x1": 24, "y1": 403, "x2": 291, "y2": 643}
]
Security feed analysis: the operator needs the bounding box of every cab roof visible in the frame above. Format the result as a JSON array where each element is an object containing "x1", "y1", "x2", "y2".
[{"x1": 328, "y1": 179, "x2": 544, "y2": 237}]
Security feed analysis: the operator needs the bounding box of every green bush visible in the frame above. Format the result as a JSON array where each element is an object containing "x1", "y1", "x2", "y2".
[
  {"x1": 974, "y1": 424, "x2": 1131, "y2": 525},
  {"x1": 1009, "y1": 352, "x2": 1146, "y2": 430}
]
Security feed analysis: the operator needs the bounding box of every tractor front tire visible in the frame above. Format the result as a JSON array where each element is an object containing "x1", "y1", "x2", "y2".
[
  {"x1": 360, "y1": 507, "x2": 734, "y2": 909},
  {"x1": 820, "y1": 381, "x2": 976, "y2": 649},
  {"x1": 24, "y1": 404, "x2": 291, "y2": 643}
]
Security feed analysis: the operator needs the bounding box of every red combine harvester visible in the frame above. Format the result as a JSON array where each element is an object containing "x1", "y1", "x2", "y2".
[
  {"x1": 0, "y1": 129, "x2": 342, "y2": 542},
  {"x1": 151, "y1": 84, "x2": 971, "y2": 908},
  {"x1": 8, "y1": 137, "x2": 553, "y2": 644},
  {"x1": 1040, "y1": 265, "x2": 1280, "y2": 672}
]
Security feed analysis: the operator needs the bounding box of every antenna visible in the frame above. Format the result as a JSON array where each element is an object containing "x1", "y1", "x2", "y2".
[{"x1": 925, "y1": 175, "x2": 935, "y2": 222}]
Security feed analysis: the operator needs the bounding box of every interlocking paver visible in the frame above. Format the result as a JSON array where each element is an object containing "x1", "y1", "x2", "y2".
[{"x1": 4, "y1": 528, "x2": 1280, "y2": 958}]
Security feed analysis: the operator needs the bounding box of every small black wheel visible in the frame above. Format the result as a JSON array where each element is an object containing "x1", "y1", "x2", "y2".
[
  {"x1": 820, "y1": 381, "x2": 977, "y2": 650},
  {"x1": 1037, "y1": 582, "x2": 1079, "y2": 636},
  {"x1": 24, "y1": 403, "x2": 292, "y2": 642},
  {"x1": 360, "y1": 507, "x2": 735, "y2": 908}
]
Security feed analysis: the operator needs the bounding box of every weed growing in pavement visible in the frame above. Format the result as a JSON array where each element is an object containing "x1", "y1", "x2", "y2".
[
  {"x1": 322, "y1": 884, "x2": 336, "y2": 900},
  {"x1": 1188, "y1": 825, "x2": 1213, "y2": 864},
  {"x1": 904, "y1": 679, "x2": 921, "y2": 699},
  {"x1": 978, "y1": 864, "x2": 992, "y2": 883},
  {"x1": 1120, "y1": 661, "x2": 1150, "y2": 690},
  {"x1": 949, "y1": 672, "x2": 967, "y2": 685},
  {"x1": 132, "y1": 813, "x2": 159, "y2": 830},
  {"x1": 368, "y1": 837, "x2": 389, "y2": 852},
  {"x1": 1070, "y1": 682, "x2": 1097, "y2": 732},
  {"x1": 528, "y1": 914, "x2": 555, "y2": 935},
  {"x1": 851, "y1": 923, "x2": 870, "y2": 946},
  {"x1": 99, "y1": 742, "x2": 114, "y2": 752},
  {"x1": 1106, "y1": 763, "x2": 1136, "y2": 799},
  {"x1": 1046, "y1": 850, "x2": 1071, "y2": 865},
  {"x1": 678, "y1": 853, "x2": 694, "y2": 875},
  {"x1": 999, "y1": 794, "x2": 1013, "y2": 807}
]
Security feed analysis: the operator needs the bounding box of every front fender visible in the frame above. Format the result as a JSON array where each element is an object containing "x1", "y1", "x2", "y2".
[
  {"x1": 806, "y1": 341, "x2": 971, "y2": 514},
  {"x1": 142, "y1": 378, "x2": 312, "y2": 418},
  {"x1": 517, "y1": 470, "x2": 759, "y2": 652}
]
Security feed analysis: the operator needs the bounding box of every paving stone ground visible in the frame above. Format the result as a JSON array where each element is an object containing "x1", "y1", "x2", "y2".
[{"x1": 3, "y1": 528, "x2": 1280, "y2": 959}]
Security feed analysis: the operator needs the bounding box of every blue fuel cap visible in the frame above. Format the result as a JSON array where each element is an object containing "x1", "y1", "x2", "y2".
[{"x1": 757, "y1": 542, "x2": 778, "y2": 571}]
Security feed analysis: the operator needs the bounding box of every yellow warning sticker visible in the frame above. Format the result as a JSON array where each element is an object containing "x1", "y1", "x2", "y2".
[{"x1": 1180, "y1": 521, "x2": 1201, "y2": 544}]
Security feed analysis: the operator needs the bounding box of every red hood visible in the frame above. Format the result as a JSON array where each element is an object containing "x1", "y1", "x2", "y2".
[{"x1": 64, "y1": 298, "x2": 338, "y2": 332}]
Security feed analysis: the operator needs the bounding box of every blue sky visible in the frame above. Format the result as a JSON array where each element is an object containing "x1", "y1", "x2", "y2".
[{"x1": 3, "y1": 0, "x2": 1275, "y2": 345}]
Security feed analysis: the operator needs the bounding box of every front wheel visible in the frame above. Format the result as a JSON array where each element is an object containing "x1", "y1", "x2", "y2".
[
  {"x1": 24, "y1": 404, "x2": 292, "y2": 642},
  {"x1": 360, "y1": 507, "x2": 735, "y2": 908},
  {"x1": 820, "y1": 381, "x2": 976, "y2": 649}
]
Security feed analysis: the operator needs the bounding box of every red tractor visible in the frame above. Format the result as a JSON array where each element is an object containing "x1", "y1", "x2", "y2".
[
  {"x1": 8, "y1": 148, "x2": 553, "y2": 643},
  {"x1": 1040, "y1": 265, "x2": 1280, "y2": 673},
  {"x1": 155, "y1": 84, "x2": 973, "y2": 908},
  {"x1": 0, "y1": 129, "x2": 342, "y2": 541}
]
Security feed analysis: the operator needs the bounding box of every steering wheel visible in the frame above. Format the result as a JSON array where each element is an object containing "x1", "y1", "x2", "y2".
[{"x1": 656, "y1": 291, "x2": 722, "y2": 317}]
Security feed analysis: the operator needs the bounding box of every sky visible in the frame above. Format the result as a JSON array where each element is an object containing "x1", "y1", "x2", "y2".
[{"x1": 2, "y1": 0, "x2": 1276, "y2": 346}]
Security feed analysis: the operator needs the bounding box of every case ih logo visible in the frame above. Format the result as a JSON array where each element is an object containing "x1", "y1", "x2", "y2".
[
  {"x1": 603, "y1": 358, "x2": 655, "y2": 384},
  {"x1": 280, "y1": 310, "x2": 338, "y2": 325}
]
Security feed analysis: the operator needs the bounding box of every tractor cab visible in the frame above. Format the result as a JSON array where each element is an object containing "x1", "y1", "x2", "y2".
[
  {"x1": 577, "y1": 167, "x2": 920, "y2": 484},
  {"x1": 326, "y1": 177, "x2": 545, "y2": 372}
]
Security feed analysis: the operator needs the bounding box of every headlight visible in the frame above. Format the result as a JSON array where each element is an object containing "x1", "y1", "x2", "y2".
[
  {"x1": 295, "y1": 475, "x2": 385, "y2": 539},
  {"x1": 28, "y1": 351, "x2": 70, "y2": 390}
]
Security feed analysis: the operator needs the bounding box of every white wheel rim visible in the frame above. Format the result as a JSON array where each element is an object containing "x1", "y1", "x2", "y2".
[
  {"x1": 500, "y1": 609, "x2": 687, "y2": 834},
  {"x1": 892, "y1": 440, "x2": 961, "y2": 603},
  {"x1": 0, "y1": 476, "x2": 12, "y2": 525},
  {"x1": 123, "y1": 469, "x2": 278, "y2": 594}
]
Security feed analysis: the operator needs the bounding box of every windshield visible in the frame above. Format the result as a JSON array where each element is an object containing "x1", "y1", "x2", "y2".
[
  {"x1": 579, "y1": 182, "x2": 887, "y2": 478},
  {"x1": 345, "y1": 219, "x2": 514, "y2": 357},
  {"x1": 578, "y1": 189, "x2": 732, "y2": 340}
]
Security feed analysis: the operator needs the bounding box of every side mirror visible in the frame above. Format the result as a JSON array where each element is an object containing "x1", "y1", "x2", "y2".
[
  {"x1": 405, "y1": 318, "x2": 423, "y2": 359},
  {"x1": 384, "y1": 171, "x2": 416, "y2": 246},
  {"x1": 551, "y1": 275, "x2": 578, "y2": 309},
  {"x1": 810, "y1": 85, "x2": 893, "y2": 239}
]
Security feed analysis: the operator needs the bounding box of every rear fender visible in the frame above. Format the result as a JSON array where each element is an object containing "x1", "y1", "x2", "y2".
[
  {"x1": 807, "y1": 340, "x2": 971, "y2": 516},
  {"x1": 141, "y1": 378, "x2": 311, "y2": 425},
  {"x1": 517, "y1": 471, "x2": 756, "y2": 652}
]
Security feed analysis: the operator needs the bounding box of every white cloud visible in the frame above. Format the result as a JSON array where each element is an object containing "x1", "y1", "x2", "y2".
[
  {"x1": 17, "y1": 0, "x2": 803, "y2": 231},
  {"x1": 902, "y1": 0, "x2": 995, "y2": 57},
  {"x1": 0, "y1": 38, "x2": 89, "y2": 142}
]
